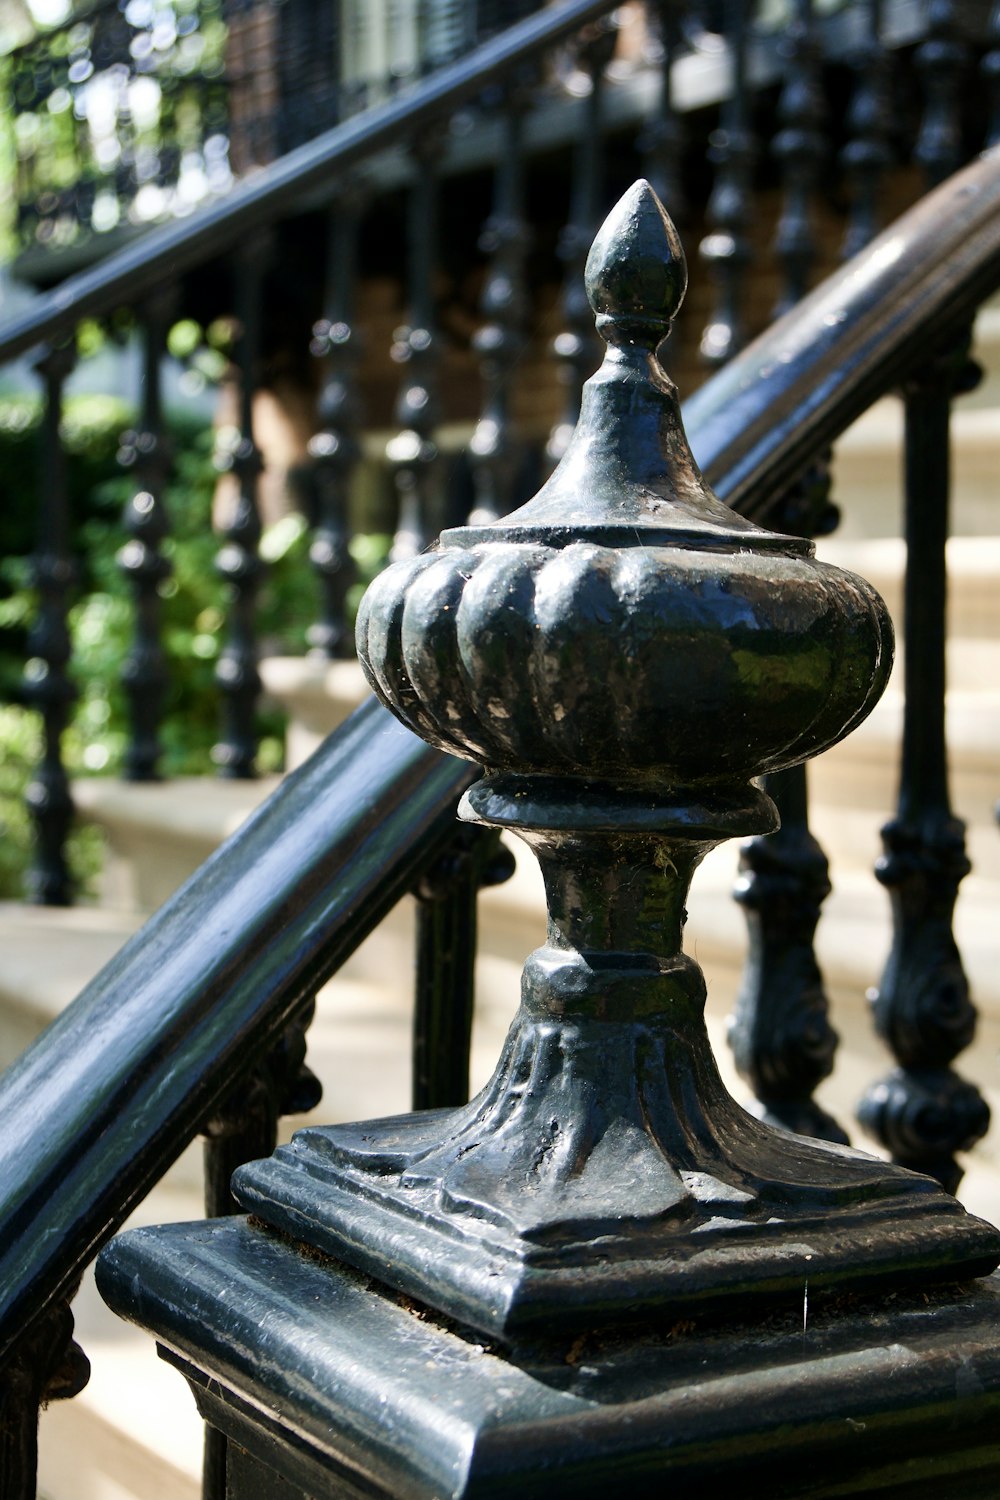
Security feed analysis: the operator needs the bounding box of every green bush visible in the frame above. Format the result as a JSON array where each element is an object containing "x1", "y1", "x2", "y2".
[{"x1": 0, "y1": 392, "x2": 390, "y2": 900}]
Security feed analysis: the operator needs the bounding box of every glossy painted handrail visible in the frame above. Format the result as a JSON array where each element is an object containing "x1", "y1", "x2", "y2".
[{"x1": 0, "y1": 701, "x2": 474, "y2": 1362}]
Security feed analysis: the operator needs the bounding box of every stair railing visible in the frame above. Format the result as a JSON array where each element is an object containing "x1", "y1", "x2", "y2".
[
  {"x1": 8, "y1": 0, "x2": 999, "y2": 906},
  {"x1": 2, "y1": 0, "x2": 622, "y2": 911},
  {"x1": 0, "y1": 145, "x2": 999, "y2": 1499}
]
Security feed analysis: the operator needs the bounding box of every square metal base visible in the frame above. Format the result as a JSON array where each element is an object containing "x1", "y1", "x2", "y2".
[{"x1": 98, "y1": 1216, "x2": 1000, "y2": 1500}]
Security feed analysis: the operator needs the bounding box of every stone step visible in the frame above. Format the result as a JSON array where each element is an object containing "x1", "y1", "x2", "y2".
[
  {"x1": 260, "y1": 657, "x2": 369, "y2": 772},
  {"x1": 73, "y1": 776, "x2": 279, "y2": 913}
]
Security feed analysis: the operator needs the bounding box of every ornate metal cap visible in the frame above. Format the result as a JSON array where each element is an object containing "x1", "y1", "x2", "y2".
[
  {"x1": 231, "y1": 182, "x2": 999, "y2": 1345},
  {"x1": 357, "y1": 180, "x2": 892, "y2": 837}
]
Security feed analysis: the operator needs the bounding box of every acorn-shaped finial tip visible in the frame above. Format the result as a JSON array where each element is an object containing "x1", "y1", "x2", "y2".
[{"x1": 585, "y1": 179, "x2": 687, "y2": 348}]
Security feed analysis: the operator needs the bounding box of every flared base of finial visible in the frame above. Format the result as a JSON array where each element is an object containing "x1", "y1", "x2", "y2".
[{"x1": 234, "y1": 963, "x2": 1000, "y2": 1343}]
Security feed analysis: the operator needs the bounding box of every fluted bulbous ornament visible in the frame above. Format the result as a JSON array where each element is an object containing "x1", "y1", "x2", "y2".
[
  {"x1": 360, "y1": 185, "x2": 889, "y2": 836},
  {"x1": 235, "y1": 183, "x2": 1000, "y2": 1341}
]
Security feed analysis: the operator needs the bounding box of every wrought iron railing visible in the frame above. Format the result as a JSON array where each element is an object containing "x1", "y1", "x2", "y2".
[
  {"x1": 1, "y1": 148, "x2": 999, "y2": 1496},
  {"x1": 1, "y1": 0, "x2": 1000, "y2": 1494}
]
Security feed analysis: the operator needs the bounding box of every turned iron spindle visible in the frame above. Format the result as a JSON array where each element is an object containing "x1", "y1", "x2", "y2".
[
  {"x1": 307, "y1": 196, "x2": 362, "y2": 658},
  {"x1": 25, "y1": 343, "x2": 77, "y2": 907},
  {"x1": 730, "y1": 763, "x2": 846, "y2": 1144},
  {"x1": 412, "y1": 826, "x2": 515, "y2": 1111},
  {"x1": 856, "y1": 0, "x2": 983, "y2": 1194},
  {"x1": 722, "y1": 0, "x2": 839, "y2": 1138},
  {"x1": 1, "y1": 1298, "x2": 88, "y2": 1500},
  {"x1": 213, "y1": 234, "x2": 268, "y2": 777},
  {"x1": 468, "y1": 87, "x2": 530, "y2": 526},
  {"x1": 914, "y1": 0, "x2": 968, "y2": 188},
  {"x1": 639, "y1": 0, "x2": 686, "y2": 229},
  {"x1": 857, "y1": 343, "x2": 989, "y2": 1193},
  {"x1": 389, "y1": 134, "x2": 444, "y2": 562},
  {"x1": 545, "y1": 20, "x2": 615, "y2": 467},
  {"x1": 840, "y1": 0, "x2": 891, "y2": 261},
  {"x1": 699, "y1": 0, "x2": 754, "y2": 365},
  {"x1": 117, "y1": 293, "x2": 174, "y2": 781},
  {"x1": 772, "y1": 0, "x2": 824, "y2": 318}
]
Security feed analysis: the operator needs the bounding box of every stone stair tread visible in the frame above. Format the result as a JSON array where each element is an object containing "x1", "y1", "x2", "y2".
[
  {"x1": 0, "y1": 903, "x2": 142, "y2": 1030},
  {"x1": 73, "y1": 774, "x2": 279, "y2": 842},
  {"x1": 260, "y1": 656, "x2": 369, "y2": 704}
]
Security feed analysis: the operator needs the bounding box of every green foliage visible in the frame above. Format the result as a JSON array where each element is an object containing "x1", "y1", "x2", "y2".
[{"x1": 0, "y1": 392, "x2": 389, "y2": 898}]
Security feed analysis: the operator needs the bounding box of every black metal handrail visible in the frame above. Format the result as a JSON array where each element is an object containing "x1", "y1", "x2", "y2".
[
  {"x1": 2, "y1": 146, "x2": 1000, "y2": 1372},
  {"x1": 0, "y1": 0, "x2": 616, "y2": 367},
  {"x1": 0, "y1": 698, "x2": 473, "y2": 1365}
]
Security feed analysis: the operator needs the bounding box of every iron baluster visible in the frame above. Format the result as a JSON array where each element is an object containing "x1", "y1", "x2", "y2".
[
  {"x1": 413, "y1": 826, "x2": 515, "y2": 1112},
  {"x1": 117, "y1": 292, "x2": 174, "y2": 781},
  {"x1": 725, "y1": 0, "x2": 838, "y2": 1141},
  {"x1": 25, "y1": 343, "x2": 77, "y2": 907},
  {"x1": 730, "y1": 764, "x2": 847, "y2": 1144},
  {"x1": 307, "y1": 197, "x2": 362, "y2": 659},
  {"x1": 201, "y1": 1000, "x2": 322, "y2": 1500},
  {"x1": 699, "y1": 0, "x2": 754, "y2": 364},
  {"x1": 213, "y1": 234, "x2": 268, "y2": 777},
  {"x1": 772, "y1": 0, "x2": 824, "y2": 318},
  {"x1": 639, "y1": 0, "x2": 686, "y2": 227},
  {"x1": 545, "y1": 19, "x2": 615, "y2": 467},
  {"x1": 857, "y1": 341, "x2": 988, "y2": 1193},
  {"x1": 389, "y1": 133, "x2": 444, "y2": 563},
  {"x1": 840, "y1": 0, "x2": 891, "y2": 261},
  {"x1": 914, "y1": 0, "x2": 968, "y2": 188},
  {"x1": 202, "y1": 999, "x2": 322, "y2": 1213},
  {"x1": 0, "y1": 1297, "x2": 88, "y2": 1500},
  {"x1": 468, "y1": 87, "x2": 530, "y2": 526}
]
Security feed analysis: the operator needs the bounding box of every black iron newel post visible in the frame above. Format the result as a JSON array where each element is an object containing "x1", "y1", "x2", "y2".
[
  {"x1": 98, "y1": 184, "x2": 1000, "y2": 1499},
  {"x1": 236, "y1": 182, "x2": 998, "y2": 1331}
]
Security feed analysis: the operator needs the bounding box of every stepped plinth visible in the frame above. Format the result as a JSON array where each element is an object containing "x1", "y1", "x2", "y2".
[{"x1": 97, "y1": 183, "x2": 1000, "y2": 1499}]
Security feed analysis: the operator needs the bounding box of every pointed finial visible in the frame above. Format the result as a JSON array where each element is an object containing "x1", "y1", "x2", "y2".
[{"x1": 585, "y1": 179, "x2": 687, "y2": 349}]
